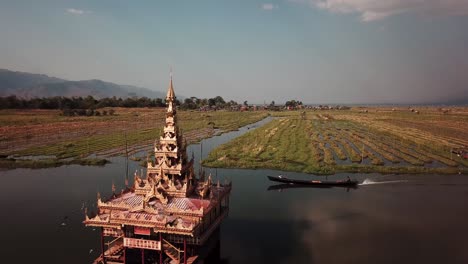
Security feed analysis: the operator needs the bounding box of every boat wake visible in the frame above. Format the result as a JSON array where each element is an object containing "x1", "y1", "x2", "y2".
[{"x1": 359, "y1": 178, "x2": 408, "y2": 185}]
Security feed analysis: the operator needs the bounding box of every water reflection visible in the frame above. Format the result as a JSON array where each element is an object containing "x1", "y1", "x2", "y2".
[
  {"x1": 286, "y1": 182, "x2": 468, "y2": 264},
  {"x1": 214, "y1": 166, "x2": 468, "y2": 264}
]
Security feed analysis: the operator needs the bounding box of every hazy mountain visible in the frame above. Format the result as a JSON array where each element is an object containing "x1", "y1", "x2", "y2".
[
  {"x1": 434, "y1": 97, "x2": 468, "y2": 106},
  {"x1": 0, "y1": 69, "x2": 166, "y2": 99}
]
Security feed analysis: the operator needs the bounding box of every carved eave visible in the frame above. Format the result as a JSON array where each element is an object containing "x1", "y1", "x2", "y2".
[
  {"x1": 83, "y1": 213, "x2": 121, "y2": 228},
  {"x1": 158, "y1": 139, "x2": 178, "y2": 147},
  {"x1": 156, "y1": 218, "x2": 196, "y2": 236},
  {"x1": 165, "y1": 197, "x2": 206, "y2": 217},
  {"x1": 164, "y1": 126, "x2": 176, "y2": 133},
  {"x1": 98, "y1": 201, "x2": 131, "y2": 211},
  {"x1": 143, "y1": 183, "x2": 168, "y2": 205},
  {"x1": 154, "y1": 152, "x2": 178, "y2": 160},
  {"x1": 156, "y1": 228, "x2": 194, "y2": 237},
  {"x1": 148, "y1": 159, "x2": 183, "y2": 173},
  {"x1": 176, "y1": 220, "x2": 194, "y2": 231},
  {"x1": 130, "y1": 206, "x2": 159, "y2": 215},
  {"x1": 84, "y1": 221, "x2": 120, "y2": 228},
  {"x1": 154, "y1": 149, "x2": 178, "y2": 155},
  {"x1": 135, "y1": 180, "x2": 153, "y2": 195},
  {"x1": 161, "y1": 133, "x2": 177, "y2": 141},
  {"x1": 97, "y1": 197, "x2": 105, "y2": 208},
  {"x1": 157, "y1": 180, "x2": 187, "y2": 193},
  {"x1": 165, "y1": 117, "x2": 175, "y2": 125},
  {"x1": 160, "y1": 163, "x2": 183, "y2": 172},
  {"x1": 111, "y1": 212, "x2": 167, "y2": 228},
  {"x1": 165, "y1": 206, "x2": 204, "y2": 217}
]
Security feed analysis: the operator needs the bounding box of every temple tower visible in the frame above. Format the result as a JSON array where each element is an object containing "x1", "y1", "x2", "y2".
[
  {"x1": 147, "y1": 72, "x2": 194, "y2": 197},
  {"x1": 84, "y1": 71, "x2": 231, "y2": 264}
]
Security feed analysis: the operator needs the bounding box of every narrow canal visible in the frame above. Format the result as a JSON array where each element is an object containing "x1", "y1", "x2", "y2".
[{"x1": 0, "y1": 117, "x2": 467, "y2": 263}]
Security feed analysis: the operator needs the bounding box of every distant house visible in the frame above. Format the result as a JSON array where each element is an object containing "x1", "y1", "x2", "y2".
[
  {"x1": 230, "y1": 105, "x2": 241, "y2": 111},
  {"x1": 452, "y1": 147, "x2": 468, "y2": 159}
]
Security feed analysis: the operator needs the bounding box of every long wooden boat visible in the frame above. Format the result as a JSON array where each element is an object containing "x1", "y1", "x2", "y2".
[
  {"x1": 267, "y1": 183, "x2": 332, "y2": 191},
  {"x1": 267, "y1": 175, "x2": 359, "y2": 187}
]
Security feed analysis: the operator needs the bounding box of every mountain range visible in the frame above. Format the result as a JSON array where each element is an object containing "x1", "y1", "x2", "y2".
[{"x1": 0, "y1": 69, "x2": 166, "y2": 99}]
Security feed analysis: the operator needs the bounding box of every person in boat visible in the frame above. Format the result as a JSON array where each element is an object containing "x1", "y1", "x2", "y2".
[{"x1": 347, "y1": 176, "x2": 351, "y2": 182}]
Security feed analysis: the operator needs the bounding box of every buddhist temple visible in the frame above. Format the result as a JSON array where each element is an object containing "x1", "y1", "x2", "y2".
[{"x1": 84, "y1": 73, "x2": 232, "y2": 264}]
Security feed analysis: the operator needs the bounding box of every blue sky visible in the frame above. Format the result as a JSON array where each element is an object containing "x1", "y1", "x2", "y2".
[{"x1": 1, "y1": 0, "x2": 468, "y2": 104}]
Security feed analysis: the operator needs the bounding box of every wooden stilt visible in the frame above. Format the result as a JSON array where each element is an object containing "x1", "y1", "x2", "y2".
[
  {"x1": 184, "y1": 238, "x2": 187, "y2": 264},
  {"x1": 123, "y1": 246, "x2": 126, "y2": 264},
  {"x1": 122, "y1": 226, "x2": 126, "y2": 264},
  {"x1": 141, "y1": 248, "x2": 145, "y2": 264},
  {"x1": 159, "y1": 233, "x2": 163, "y2": 264}
]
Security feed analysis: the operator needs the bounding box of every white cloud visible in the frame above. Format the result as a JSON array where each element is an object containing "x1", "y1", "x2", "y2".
[
  {"x1": 66, "y1": 8, "x2": 89, "y2": 15},
  {"x1": 305, "y1": 0, "x2": 468, "y2": 21},
  {"x1": 262, "y1": 3, "x2": 278, "y2": 11}
]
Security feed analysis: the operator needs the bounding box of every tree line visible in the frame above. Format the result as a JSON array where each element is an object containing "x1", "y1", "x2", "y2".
[
  {"x1": 0, "y1": 95, "x2": 240, "y2": 111},
  {"x1": 0, "y1": 95, "x2": 167, "y2": 110},
  {"x1": 0, "y1": 95, "x2": 307, "y2": 112}
]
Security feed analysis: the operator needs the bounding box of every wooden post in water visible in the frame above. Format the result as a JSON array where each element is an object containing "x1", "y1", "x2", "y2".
[
  {"x1": 125, "y1": 132, "x2": 128, "y2": 158},
  {"x1": 141, "y1": 248, "x2": 145, "y2": 264},
  {"x1": 361, "y1": 143, "x2": 364, "y2": 163},
  {"x1": 101, "y1": 227, "x2": 107, "y2": 264}
]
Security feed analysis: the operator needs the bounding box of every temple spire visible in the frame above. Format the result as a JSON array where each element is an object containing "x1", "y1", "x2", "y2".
[{"x1": 166, "y1": 69, "x2": 175, "y2": 101}]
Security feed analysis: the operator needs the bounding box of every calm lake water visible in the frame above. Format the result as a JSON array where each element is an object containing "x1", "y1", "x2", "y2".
[{"x1": 1, "y1": 117, "x2": 468, "y2": 264}]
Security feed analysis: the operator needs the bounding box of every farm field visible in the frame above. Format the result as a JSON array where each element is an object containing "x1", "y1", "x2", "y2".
[
  {"x1": 203, "y1": 107, "x2": 468, "y2": 175},
  {"x1": 0, "y1": 108, "x2": 267, "y2": 168}
]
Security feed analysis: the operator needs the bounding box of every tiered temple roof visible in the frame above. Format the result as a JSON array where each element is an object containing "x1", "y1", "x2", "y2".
[{"x1": 84, "y1": 73, "x2": 231, "y2": 240}]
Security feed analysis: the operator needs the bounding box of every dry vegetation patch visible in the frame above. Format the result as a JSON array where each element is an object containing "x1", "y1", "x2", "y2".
[{"x1": 0, "y1": 108, "x2": 267, "y2": 168}]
